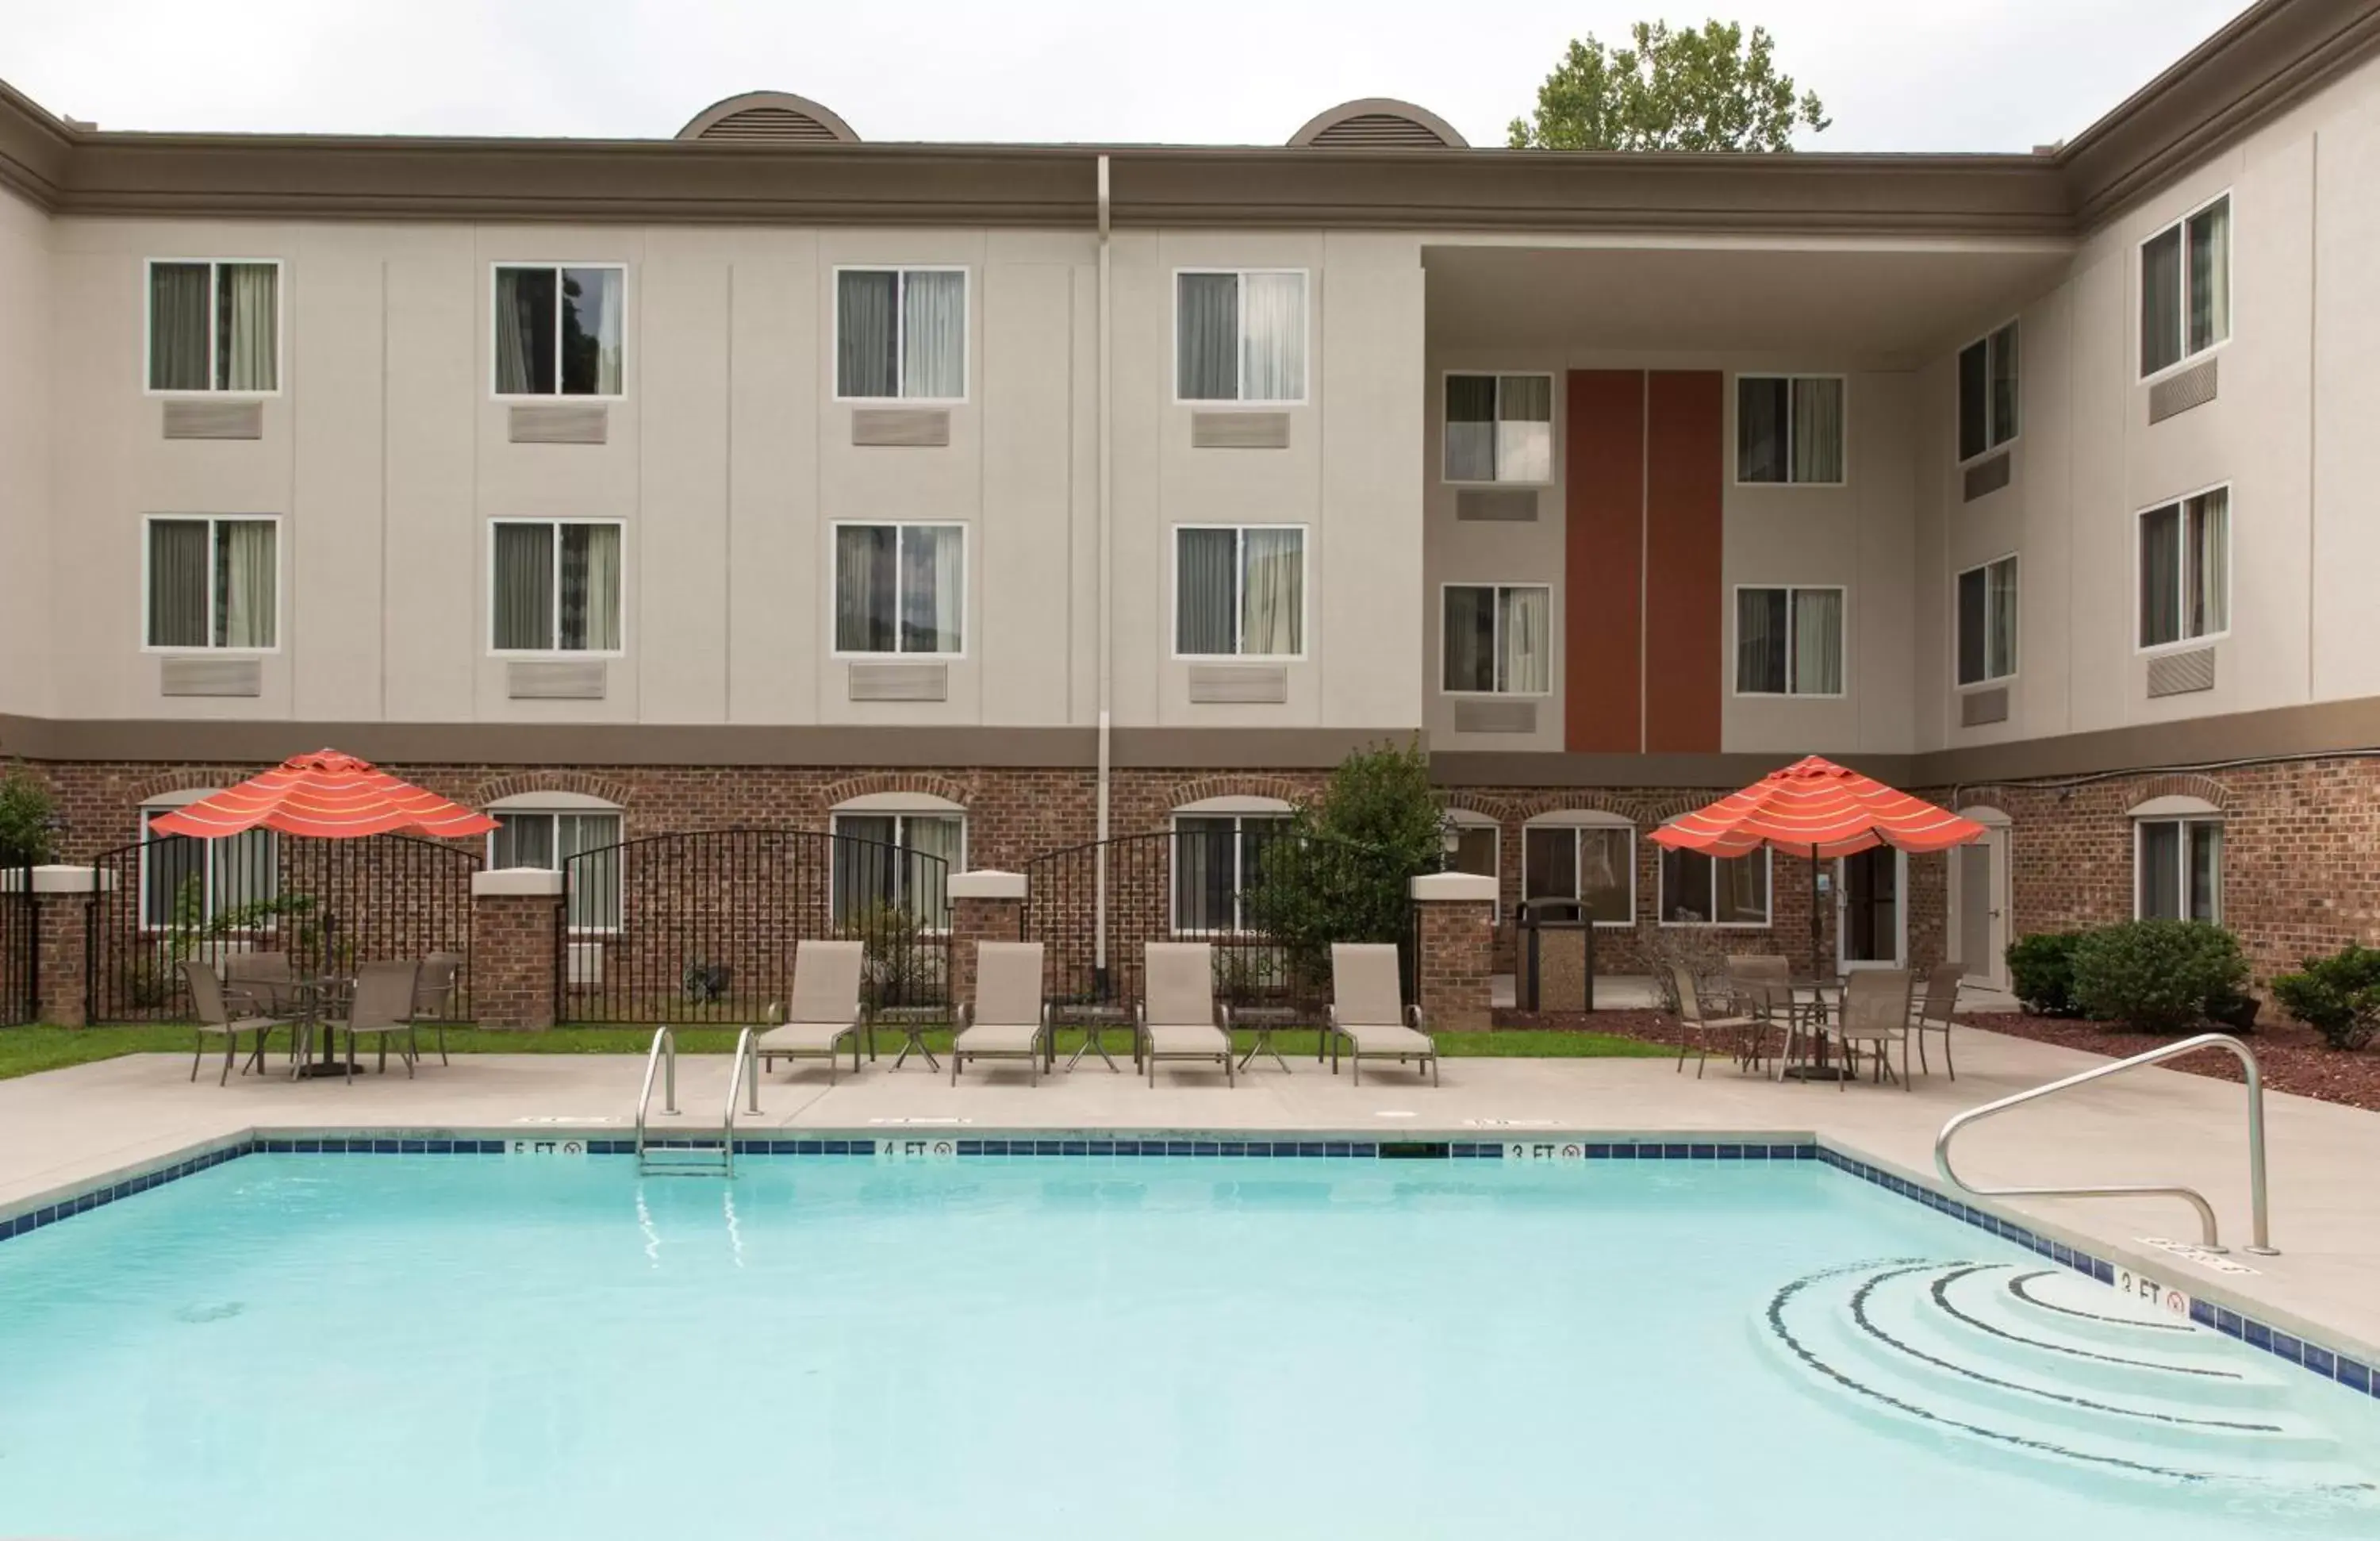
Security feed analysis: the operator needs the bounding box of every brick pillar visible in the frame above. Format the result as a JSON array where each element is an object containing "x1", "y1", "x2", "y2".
[
  {"x1": 471, "y1": 869, "x2": 564, "y2": 1030},
  {"x1": 947, "y1": 870, "x2": 1027, "y2": 1012},
  {"x1": 25, "y1": 867, "x2": 104, "y2": 1026},
  {"x1": 1412, "y1": 872, "x2": 1496, "y2": 1031}
]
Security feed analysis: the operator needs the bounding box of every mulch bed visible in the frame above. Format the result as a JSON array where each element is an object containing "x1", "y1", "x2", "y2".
[{"x1": 1956, "y1": 1013, "x2": 2380, "y2": 1114}]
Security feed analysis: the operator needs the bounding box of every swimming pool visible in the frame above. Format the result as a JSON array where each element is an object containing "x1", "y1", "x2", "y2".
[{"x1": 1, "y1": 1147, "x2": 2373, "y2": 1540}]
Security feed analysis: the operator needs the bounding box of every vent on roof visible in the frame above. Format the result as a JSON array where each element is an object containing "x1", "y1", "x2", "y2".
[
  {"x1": 1288, "y1": 98, "x2": 1468, "y2": 149},
  {"x1": 677, "y1": 90, "x2": 859, "y2": 144}
]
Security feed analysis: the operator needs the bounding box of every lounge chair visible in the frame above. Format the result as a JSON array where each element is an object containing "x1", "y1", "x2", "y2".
[
  {"x1": 1910, "y1": 962, "x2": 1962, "y2": 1079},
  {"x1": 1669, "y1": 962, "x2": 1759, "y2": 1079},
  {"x1": 1136, "y1": 942, "x2": 1234, "y2": 1088},
  {"x1": 324, "y1": 959, "x2": 424, "y2": 1082},
  {"x1": 755, "y1": 940, "x2": 866, "y2": 1083},
  {"x1": 1326, "y1": 943, "x2": 1437, "y2": 1086},
  {"x1": 182, "y1": 961, "x2": 290, "y2": 1085},
  {"x1": 1832, "y1": 969, "x2": 1916, "y2": 1089},
  {"x1": 951, "y1": 941, "x2": 1050, "y2": 1086},
  {"x1": 413, "y1": 951, "x2": 464, "y2": 1066}
]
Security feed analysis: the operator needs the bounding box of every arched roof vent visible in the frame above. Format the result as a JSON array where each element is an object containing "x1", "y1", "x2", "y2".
[
  {"x1": 1288, "y1": 98, "x2": 1467, "y2": 148},
  {"x1": 678, "y1": 90, "x2": 859, "y2": 144}
]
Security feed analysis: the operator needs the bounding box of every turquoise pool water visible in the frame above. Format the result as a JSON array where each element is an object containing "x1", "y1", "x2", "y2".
[{"x1": 0, "y1": 1154, "x2": 2373, "y2": 1540}]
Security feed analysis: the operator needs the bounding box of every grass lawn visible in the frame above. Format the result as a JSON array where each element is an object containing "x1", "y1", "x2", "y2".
[{"x1": 0, "y1": 1022, "x2": 1668, "y2": 1082}]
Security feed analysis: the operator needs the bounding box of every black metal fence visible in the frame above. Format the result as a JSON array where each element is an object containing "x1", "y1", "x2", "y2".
[
  {"x1": 84, "y1": 834, "x2": 478, "y2": 1024},
  {"x1": 556, "y1": 828, "x2": 953, "y2": 1024},
  {"x1": 1, "y1": 849, "x2": 34, "y2": 1026}
]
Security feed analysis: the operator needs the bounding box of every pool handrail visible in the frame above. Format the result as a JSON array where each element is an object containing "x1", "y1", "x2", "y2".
[
  {"x1": 1933, "y1": 1031, "x2": 2275, "y2": 1255},
  {"x1": 634, "y1": 1025, "x2": 678, "y2": 1162},
  {"x1": 720, "y1": 1028, "x2": 760, "y2": 1178}
]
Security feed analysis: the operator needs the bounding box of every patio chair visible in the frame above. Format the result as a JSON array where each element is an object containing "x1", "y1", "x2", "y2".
[
  {"x1": 1833, "y1": 969, "x2": 1917, "y2": 1090},
  {"x1": 951, "y1": 942, "x2": 1050, "y2": 1086},
  {"x1": 221, "y1": 952, "x2": 298, "y2": 1065},
  {"x1": 1910, "y1": 962, "x2": 1962, "y2": 1080},
  {"x1": 413, "y1": 951, "x2": 464, "y2": 1066},
  {"x1": 1326, "y1": 943, "x2": 1437, "y2": 1086},
  {"x1": 181, "y1": 961, "x2": 290, "y2": 1086},
  {"x1": 325, "y1": 959, "x2": 424, "y2": 1083},
  {"x1": 1668, "y1": 962, "x2": 1757, "y2": 1080},
  {"x1": 1137, "y1": 942, "x2": 1234, "y2": 1088},
  {"x1": 755, "y1": 940, "x2": 866, "y2": 1083},
  {"x1": 1722, "y1": 955, "x2": 1793, "y2": 1072}
]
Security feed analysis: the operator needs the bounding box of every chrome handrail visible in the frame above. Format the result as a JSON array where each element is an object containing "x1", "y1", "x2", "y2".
[
  {"x1": 634, "y1": 1025, "x2": 678, "y2": 1162},
  {"x1": 1935, "y1": 1032, "x2": 2275, "y2": 1255},
  {"x1": 720, "y1": 1028, "x2": 760, "y2": 1179}
]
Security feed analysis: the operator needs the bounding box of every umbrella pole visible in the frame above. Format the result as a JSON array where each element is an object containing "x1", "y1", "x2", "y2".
[{"x1": 1808, "y1": 844, "x2": 1822, "y2": 985}]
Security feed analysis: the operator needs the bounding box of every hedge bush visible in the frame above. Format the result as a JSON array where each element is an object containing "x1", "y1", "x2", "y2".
[
  {"x1": 2270, "y1": 943, "x2": 2380, "y2": 1051},
  {"x1": 2068, "y1": 920, "x2": 2248, "y2": 1033},
  {"x1": 2006, "y1": 932, "x2": 2087, "y2": 1016}
]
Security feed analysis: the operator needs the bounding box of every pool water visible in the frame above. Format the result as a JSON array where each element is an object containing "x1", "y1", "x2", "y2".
[{"x1": 0, "y1": 1154, "x2": 2373, "y2": 1540}]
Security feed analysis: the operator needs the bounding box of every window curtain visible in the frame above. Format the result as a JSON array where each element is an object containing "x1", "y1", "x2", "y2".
[
  {"x1": 900, "y1": 271, "x2": 965, "y2": 399},
  {"x1": 894, "y1": 525, "x2": 963, "y2": 655},
  {"x1": 1499, "y1": 586, "x2": 1549, "y2": 694},
  {"x1": 1719, "y1": 855, "x2": 1768, "y2": 923},
  {"x1": 1522, "y1": 825, "x2": 1577, "y2": 901},
  {"x1": 495, "y1": 268, "x2": 552, "y2": 395},
  {"x1": 1579, "y1": 828, "x2": 1630, "y2": 923},
  {"x1": 560, "y1": 267, "x2": 623, "y2": 395},
  {"x1": 2138, "y1": 820, "x2": 2181, "y2": 919},
  {"x1": 143, "y1": 828, "x2": 204, "y2": 929},
  {"x1": 1441, "y1": 586, "x2": 1494, "y2": 693},
  {"x1": 2187, "y1": 823, "x2": 2222, "y2": 924},
  {"x1": 1176, "y1": 274, "x2": 1238, "y2": 400},
  {"x1": 149, "y1": 263, "x2": 211, "y2": 391},
  {"x1": 902, "y1": 815, "x2": 962, "y2": 928},
  {"x1": 492, "y1": 813, "x2": 555, "y2": 870},
  {"x1": 1736, "y1": 588, "x2": 1787, "y2": 694},
  {"x1": 1987, "y1": 559, "x2": 2018, "y2": 678},
  {"x1": 559, "y1": 813, "x2": 622, "y2": 932},
  {"x1": 1173, "y1": 817, "x2": 1234, "y2": 931},
  {"x1": 2139, "y1": 505, "x2": 2181, "y2": 646},
  {"x1": 1956, "y1": 341, "x2": 1989, "y2": 462},
  {"x1": 837, "y1": 271, "x2": 898, "y2": 398},
  {"x1": 212, "y1": 829, "x2": 278, "y2": 920},
  {"x1": 1792, "y1": 589, "x2": 1843, "y2": 694},
  {"x1": 217, "y1": 521, "x2": 276, "y2": 649},
  {"x1": 148, "y1": 520, "x2": 210, "y2": 648},
  {"x1": 493, "y1": 524, "x2": 555, "y2": 651},
  {"x1": 2188, "y1": 492, "x2": 2227, "y2": 637},
  {"x1": 1176, "y1": 528, "x2": 1238, "y2": 654},
  {"x1": 1444, "y1": 375, "x2": 1496, "y2": 482},
  {"x1": 831, "y1": 815, "x2": 899, "y2": 922},
  {"x1": 2187, "y1": 200, "x2": 2230, "y2": 355},
  {"x1": 1791, "y1": 378, "x2": 1844, "y2": 482},
  {"x1": 556, "y1": 524, "x2": 621, "y2": 651},
  {"x1": 1240, "y1": 528, "x2": 1303, "y2": 655},
  {"x1": 1659, "y1": 848, "x2": 1708, "y2": 921},
  {"x1": 2140, "y1": 228, "x2": 2182, "y2": 375},
  {"x1": 1956, "y1": 567, "x2": 1987, "y2": 685},
  {"x1": 219, "y1": 264, "x2": 277, "y2": 391},
  {"x1": 1737, "y1": 378, "x2": 1787, "y2": 483},
  {"x1": 1990, "y1": 324, "x2": 2019, "y2": 447},
  {"x1": 835, "y1": 525, "x2": 897, "y2": 653},
  {"x1": 1239, "y1": 273, "x2": 1305, "y2": 402},
  {"x1": 1496, "y1": 375, "x2": 1553, "y2": 483}
]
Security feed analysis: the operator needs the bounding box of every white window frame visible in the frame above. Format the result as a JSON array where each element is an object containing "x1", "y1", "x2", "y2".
[
  {"x1": 1956, "y1": 320, "x2": 2019, "y2": 465},
  {"x1": 1171, "y1": 523, "x2": 1310, "y2": 663},
  {"x1": 1519, "y1": 815, "x2": 1637, "y2": 929},
  {"x1": 1167, "y1": 809, "x2": 1292, "y2": 936},
  {"x1": 2132, "y1": 817, "x2": 2223, "y2": 924},
  {"x1": 1732, "y1": 373, "x2": 1848, "y2": 487},
  {"x1": 2133, "y1": 483, "x2": 2232, "y2": 655},
  {"x1": 827, "y1": 521, "x2": 969, "y2": 659},
  {"x1": 486, "y1": 518, "x2": 629, "y2": 659},
  {"x1": 1170, "y1": 267, "x2": 1311, "y2": 407},
  {"x1": 830, "y1": 806, "x2": 967, "y2": 934},
  {"x1": 829, "y1": 264, "x2": 970, "y2": 405},
  {"x1": 142, "y1": 257, "x2": 284, "y2": 398},
  {"x1": 488, "y1": 262, "x2": 630, "y2": 402},
  {"x1": 140, "y1": 514, "x2": 282, "y2": 655},
  {"x1": 1656, "y1": 844, "x2": 1775, "y2": 929},
  {"x1": 1955, "y1": 553, "x2": 2019, "y2": 689},
  {"x1": 486, "y1": 802, "x2": 624, "y2": 936},
  {"x1": 1439, "y1": 582, "x2": 1553, "y2": 697},
  {"x1": 1445, "y1": 810, "x2": 1503, "y2": 924},
  {"x1": 1440, "y1": 370, "x2": 1556, "y2": 486},
  {"x1": 1731, "y1": 584, "x2": 1848, "y2": 699},
  {"x1": 2137, "y1": 190, "x2": 2232, "y2": 384},
  {"x1": 136, "y1": 797, "x2": 279, "y2": 936}
]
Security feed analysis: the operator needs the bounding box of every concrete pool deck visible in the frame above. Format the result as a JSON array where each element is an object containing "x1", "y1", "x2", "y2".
[{"x1": 2, "y1": 1026, "x2": 2376, "y2": 1363}]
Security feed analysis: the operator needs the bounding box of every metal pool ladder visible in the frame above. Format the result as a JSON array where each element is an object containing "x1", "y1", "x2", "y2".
[
  {"x1": 634, "y1": 1026, "x2": 761, "y2": 1178},
  {"x1": 1935, "y1": 1032, "x2": 2276, "y2": 1255}
]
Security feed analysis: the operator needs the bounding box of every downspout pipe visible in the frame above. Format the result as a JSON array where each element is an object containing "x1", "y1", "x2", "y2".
[{"x1": 1095, "y1": 154, "x2": 1113, "y2": 984}]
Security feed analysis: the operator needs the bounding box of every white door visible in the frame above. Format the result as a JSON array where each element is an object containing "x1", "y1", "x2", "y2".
[
  {"x1": 1952, "y1": 826, "x2": 2012, "y2": 990},
  {"x1": 1836, "y1": 846, "x2": 1907, "y2": 971}
]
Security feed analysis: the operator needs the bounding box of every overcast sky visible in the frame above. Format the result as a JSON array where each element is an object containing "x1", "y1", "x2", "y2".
[{"x1": 2, "y1": 0, "x2": 2252, "y2": 152}]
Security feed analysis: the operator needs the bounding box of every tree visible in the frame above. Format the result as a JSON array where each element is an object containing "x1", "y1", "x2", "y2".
[
  {"x1": 0, "y1": 766, "x2": 60, "y2": 863},
  {"x1": 1507, "y1": 21, "x2": 1829, "y2": 152},
  {"x1": 1242, "y1": 738, "x2": 1445, "y2": 992}
]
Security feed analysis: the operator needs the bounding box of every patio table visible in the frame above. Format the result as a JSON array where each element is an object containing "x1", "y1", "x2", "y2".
[
  {"x1": 1232, "y1": 1004, "x2": 1303, "y2": 1074},
  {"x1": 246, "y1": 974, "x2": 359, "y2": 1080},
  {"x1": 872, "y1": 1005, "x2": 942, "y2": 1072},
  {"x1": 1048, "y1": 1003, "x2": 1130, "y2": 1072}
]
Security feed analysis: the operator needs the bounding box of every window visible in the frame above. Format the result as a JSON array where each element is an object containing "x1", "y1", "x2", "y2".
[
  {"x1": 490, "y1": 521, "x2": 624, "y2": 654},
  {"x1": 147, "y1": 260, "x2": 278, "y2": 393},
  {"x1": 1175, "y1": 526, "x2": 1305, "y2": 659},
  {"x1": 2137, "y1": 488, "x2": 2228, "y2": 649},
  {"x1": 1658, "y1": 847, "x2": 1771, "y2": 925},
  {"x1": 1737, "y1": 375, "x2": 1844, "y2": 484},
  {"x1": 1447, "y1": 816, "x2": 1501, "y2": 920},
  {"x1": 2140, "y1": 194, "x2": 2229, "y2": 378},
  {"x1": 832, "y1": 524, "x2": 965, "y2": 656},
  {"x1": 140, "y1": 807, "x2": 276, "y2": 932},
  {"x1": 1172, "y1": 813, "x2": 1288, "y2": 933},
  {"x1": 1956, "y1": 556, "x2": 2018, "y2": 686},
  {"x1": 1445, "y1": 374, "x2": 1553, "y2": 483},
  {"x1": 1736, "y1": 586, "x2": 1844, "y2": 696},
  {"x1": 145, "y1": 517, "x2": 277, "y2": 650},
  {"x1": 491, "y1": 810, "x2": 623, "y2": 932},
  {"x1": 1957, "y1": 323, "x2": 2018, "y2": 462},
  {"x1": 1176, "y1": 270, "x2": 1307, "y2": 403},
  {"x1": 2136, "y1": 819, "x2": 2221, "y2": 923},
  {"x1": 1522, "y1": 821, "x2": 1634, "y2": 925},
  {"x1": 835, "y1": 268, "x2": 966, "y2": 401},
  {"x1": 493, "y1": 264, "x2": 624, "y2": 396},
  {"x1": 832, "y1": 810, "x2": 964, "y2": 930},
  {"x1": 1442, "y1": 585, "x2": 1550, "y2": 695}
]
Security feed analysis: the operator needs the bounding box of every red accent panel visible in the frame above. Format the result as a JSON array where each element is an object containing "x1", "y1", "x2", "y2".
[
  {"x1": 1643, "y1": 371, "x2": 1724, "y2": 753},
  {"x1": 1564, "y1": 371, "x2": 1644, "y2": 751}
]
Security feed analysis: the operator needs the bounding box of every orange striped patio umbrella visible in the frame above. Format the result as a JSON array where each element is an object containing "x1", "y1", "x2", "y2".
[
  {"x1": 145, "y1": 749, "x2": 496, "y2": 841},
  {"x1": 1649, "y1": 754, "x2": 1983, "y2": 981}
]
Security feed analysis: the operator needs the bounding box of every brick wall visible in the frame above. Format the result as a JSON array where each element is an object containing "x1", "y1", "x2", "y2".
[
  {"x1": 1415, "y1": 897, "x2": 1494, "y2": 1029},
  {"x1": 473, "y1": 892, "x2": 559, "y2": 1029}
]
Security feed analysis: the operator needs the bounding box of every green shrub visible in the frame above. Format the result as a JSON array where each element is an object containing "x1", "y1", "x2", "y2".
[
  {"x1": 2006, "y1": 931, "x2": 2086, "y2": 1016},
  {"x1": 2068, "y1": 920, "x2": 2248, "y2": 1033},
  {"x1": 2270, "y1": 943, "x2": 2380, "y2": 1051}
]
